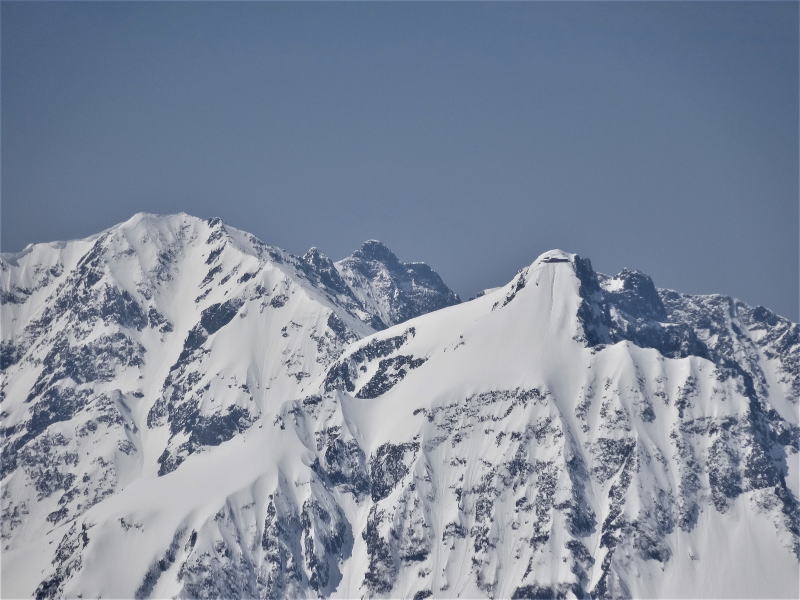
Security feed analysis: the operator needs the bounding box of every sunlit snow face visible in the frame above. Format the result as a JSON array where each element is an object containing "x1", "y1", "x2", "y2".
[{"x1": 2, "y1": 215, "x2": 797, "y2": 600}]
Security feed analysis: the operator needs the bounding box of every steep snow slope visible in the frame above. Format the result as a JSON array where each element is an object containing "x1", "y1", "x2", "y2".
[
  {"x1": 1, "y1": 219, "x2": 797, "y2": 599},
  {"x1": 292, "y1": 250, "x2": 798, "y2": 598},
  {"x1": 0, "y1": 213, "x2": 397, "y2": 593}
]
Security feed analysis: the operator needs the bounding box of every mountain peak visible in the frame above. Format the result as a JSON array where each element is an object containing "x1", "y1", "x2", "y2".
[
  {"x1": 116, "y1": 211, "x2": 195, "y2": 230},
  {"x1": 352, "y1": 239, "x2": 399, "y2": 264},
  {"x1": 600, "y1": 268, "x2": 665, "y2": 320},
  {"x1": 2, "y1": 218, "x2": 797, "y2": 600},
  {"x1": 336, "y1": 241, "x2": 460, "y2": 327},
  {"x1": 532, "y1": 248, "x2": 575, "y2": 266},
  {"x1": 302, "y1": 246, "x2": 330, "y2": 266}
]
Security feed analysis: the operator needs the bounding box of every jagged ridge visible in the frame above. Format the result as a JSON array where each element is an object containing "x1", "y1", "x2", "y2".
[{"x1": 1, "y1": 219, "x2": 797, "y2": 599}]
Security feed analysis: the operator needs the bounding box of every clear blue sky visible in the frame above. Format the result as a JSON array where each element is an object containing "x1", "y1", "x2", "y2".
[{"x1": 2, "y1": 2, "x2": 797, "y2": 319}]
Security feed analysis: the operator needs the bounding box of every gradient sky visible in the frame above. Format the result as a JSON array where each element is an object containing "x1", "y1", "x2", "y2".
[{"x1": 2, "y1": 2, "x2": 798, "y2": 319}]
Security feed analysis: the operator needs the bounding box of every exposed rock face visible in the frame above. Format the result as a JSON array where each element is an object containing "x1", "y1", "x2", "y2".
[
  {"x1": 335, "y1": 240, "x2": 461, "y2": 329},
  {"x1": 1, "y1": 221, "x2": 797, "y2": 599}
]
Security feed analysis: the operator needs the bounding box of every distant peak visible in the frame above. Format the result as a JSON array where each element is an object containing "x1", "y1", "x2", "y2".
[
  {"x1": 615, "y1": 268, "x2": 657, "y2": 289},
  {"x1": 360, "y1": 239, "x2": 389, "y2": 251},
  {"x1": 114, "y1": 212, "x2": 202, "y2": 232},
  {"x1": 119, "y1": 211, "x2": 170, "y2": 227},
  {"x1": 124, "y1": 211, "x2": 159, "y2": 222},
  {"x1": 603, "y1": 267, "x2": 665, "y2": 320},
  {"x1": 353, "y1": 239, "x2": 399, "y2": 264},
  {"x1": 302, "y1": 246, "x2": 333, "y2": 267}
]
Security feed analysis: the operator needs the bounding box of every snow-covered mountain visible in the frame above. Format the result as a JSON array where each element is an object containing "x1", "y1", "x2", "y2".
[{"x1": 1, "y1": 215, "x2": 797, "y2": 599}]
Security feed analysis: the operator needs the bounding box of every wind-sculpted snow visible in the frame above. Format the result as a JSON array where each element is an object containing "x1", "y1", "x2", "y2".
[{"x1": 1, "y1": 219, "x2": 797, "y2": 599}]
